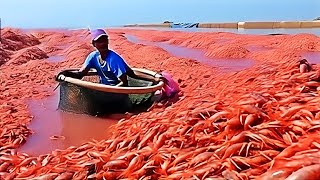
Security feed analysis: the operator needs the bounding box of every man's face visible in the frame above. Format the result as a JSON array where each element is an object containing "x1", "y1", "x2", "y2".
[{"x1": 93, "y1": 35, "x2": 109, "y2": 52}]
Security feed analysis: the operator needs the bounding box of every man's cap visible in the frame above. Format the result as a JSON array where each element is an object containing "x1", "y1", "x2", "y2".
[{"x1": 91, "y1": 29, "x2": 108, "y2": 41}]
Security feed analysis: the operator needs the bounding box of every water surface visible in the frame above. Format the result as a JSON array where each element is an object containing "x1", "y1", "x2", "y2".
[
  {"x1": 302, "y1": 51, "x2": 320, "y2": 64},
  {"x1": 19, "y1": 89, "x2": 119, "y2": 156}
]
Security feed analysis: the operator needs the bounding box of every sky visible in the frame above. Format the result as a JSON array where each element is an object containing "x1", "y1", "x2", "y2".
[{"x1": 0, "y1": 0, "x2": 319, "y2": 29}]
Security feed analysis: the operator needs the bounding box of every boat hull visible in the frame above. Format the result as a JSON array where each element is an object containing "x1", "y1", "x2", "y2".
[{"x1": 58, "y1": 76, "x2": 157, "y2": 116}]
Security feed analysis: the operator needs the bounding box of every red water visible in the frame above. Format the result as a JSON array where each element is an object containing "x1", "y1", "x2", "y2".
[
  {"x1": 18, "y1": 89, "x2": 120, "y2": 156},
  {"x1": 302, "y1": 51, "x2": 320, "y2": 64},
  {"x1": 47, "y1": 55, "x2": 64, "y2": 62},
  {"x1": 126, "y1": 34, "x2": 254, "y2": 72}
]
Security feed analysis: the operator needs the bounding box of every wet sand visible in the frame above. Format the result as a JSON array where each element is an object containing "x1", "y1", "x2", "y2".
[{"x1": 1, "y1": 27, "x2": 320, "y2": 179}]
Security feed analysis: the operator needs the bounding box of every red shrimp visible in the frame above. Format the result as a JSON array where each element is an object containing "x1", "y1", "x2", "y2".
[
  {"x1": 226, "y1": 116, "x2": 242, "y2": 129},
  {"x1": 154, "y1": 132, "x2": 167, "y2": 150},
  {"x1": 30, "y1": 173, "x2": 59, "y2": 180},
  {"x1": 244, "y1": 114, "x2": 258, "y2": 130},
  {"x1": 54, "y1": 172, "x2": 74, "y2": 180},
  {"x1": 228, "y1": 131, "x2": 247, "y2": 145},
  {"x1": 221, "y1": 143, "x2": 246, "y2": 160},
  {"x1": 102, "y1": 171, "x2": 122, "y2": 180},
  {"x1": 281, "y1": 105, "x2": 305, "y2": 120},
  {"x1": 0, "y1": 162, "x2": 11, "y2": 172},
  {"x1": 103, "y1": 159, "x2": 128, "y2": 170},
  {"x1": 167, "y1": 163, "x2": 189, "y2": 174},
  {"x1": 169, "y1": 151, "x2": 194, "y2": 167},
  {"x1": 137, "y1": 125, "x2": 160, "y2": 150},
  {"x1": 208, "y1": 111, "x2": 231, "y2": 122},
  {"x1": 260, "y1": 168, "x2": 293, "y2": 180},
  {"x1": 222, "y1": 170, "x2": 242, "y2": 180},
  {"x1": 129, "y1": 160, "x2": 155, "y2": 179},
  {"x1": 188, "y1": 152, "x2": 216, "y2": 167},
  {"x1": 239, "y1": 104, "x2": 269, "y2": 119},
  {"x1": 120, "y1": 154, "x2": 144, "y2": 177},
  {"x1": 15, "y1": 166, "x2": 38, "y2": 178},
  {"x1": 285, "y1": 164, "x2": 320, "y2": 180}
]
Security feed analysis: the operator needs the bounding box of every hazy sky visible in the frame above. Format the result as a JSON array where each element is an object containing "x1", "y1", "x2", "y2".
[{"x1": 1, "y1": 0, "x2": 319, "y2": 28}]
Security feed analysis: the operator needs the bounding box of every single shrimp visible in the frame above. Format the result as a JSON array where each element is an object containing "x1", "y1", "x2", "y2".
[
  {"x1": 120, "y1": 154, "x2": 144, "y2": 178},
  {"x1": 169, "y1": 151, "x2": 194, "y2": 167},
  {"x1": 103, "y1": 159, "x2": 128, "y2": 170},
  {"x1": 285, "y1": 164, "x2": 320, "y2": 180},
  {"x1": 102, "y1": 171, "x2": 122, "y2": 180},
  {"x1": 221, "y1": 143, "x2": 246, "y2": 160},
  {"x1": 239, "y1": 104, "x2": 269, "y2": 119},
  {"x1": 154, "y1": 132, "x2": 167, "y2": 150},
  {"x1": 208, "y1": 111, "x2": 231, "y2": 122},
  {"x1": 244, "y1": 114, "x2": 258, "y2": 130},
  {"x1": 128, "y1": 160, "x2": 155, "y2": 179},
  {"x1": 188, "y1": 152, "x2": 216, "y2": 167},
  {"x1": 226, "y1": 116, "x2": 242, "y2": 129},
  {"x1": 167, "y1": 163, "x2": 189, "y2": 174},
  {"x1": 137, "y1": 125, "x2": 160, "y2": 150},
  {"x1": 280, "y1": 105, "x2": 305, "y2": 120},
  {"x1": 222, "y1": 170, "x2": 242, "y2": 180}
]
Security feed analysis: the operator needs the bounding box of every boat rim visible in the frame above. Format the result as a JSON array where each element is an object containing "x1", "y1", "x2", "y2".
[{"x1": 57, "y1": 68, "x2": 165, "y2": 94}]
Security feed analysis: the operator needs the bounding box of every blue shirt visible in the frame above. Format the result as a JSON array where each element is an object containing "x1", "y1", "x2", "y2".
[{"x1": 83, "y1": 50, "x2": 130, "y2": 85}]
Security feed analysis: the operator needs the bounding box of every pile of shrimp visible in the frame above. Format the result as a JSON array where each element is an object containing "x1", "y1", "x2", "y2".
[{"x1": 1, "y1": 28, "x2": 320, "y2": 179}]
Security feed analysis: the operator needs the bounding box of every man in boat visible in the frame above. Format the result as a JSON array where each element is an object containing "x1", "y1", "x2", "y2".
[{"x1": 66, "y1": 28, "x2": 162, "y2": 86}]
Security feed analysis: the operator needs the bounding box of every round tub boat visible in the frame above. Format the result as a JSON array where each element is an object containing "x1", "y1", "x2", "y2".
[{"x1": 56, "y1": 68, "x2": 164, "y2": 116}]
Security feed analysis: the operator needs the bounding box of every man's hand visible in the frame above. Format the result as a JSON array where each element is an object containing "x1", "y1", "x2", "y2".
[
  {"x1": 116, "y1": 81, "x2": 124, "y2": 87},
  {"x1": 55, "y1": 70, "x2": 84, "y2": 81},
  {"x1": 154, "y1": 73, "x2": 167, "y2": 83}
]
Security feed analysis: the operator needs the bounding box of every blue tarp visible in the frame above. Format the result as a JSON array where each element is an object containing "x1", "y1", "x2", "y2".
[{"x1": 170, "y1": 23, "x2": 199, "y2": 28}]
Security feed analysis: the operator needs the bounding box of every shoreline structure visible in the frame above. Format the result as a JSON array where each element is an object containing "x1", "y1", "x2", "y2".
[{"x1": 124, "y1": 20, "x2": 320, "y2": 29}]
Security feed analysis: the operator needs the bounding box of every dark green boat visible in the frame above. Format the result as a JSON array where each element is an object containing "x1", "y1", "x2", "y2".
[{"x1": 56, "y1": 68, "x2": 164, "y2": 116}]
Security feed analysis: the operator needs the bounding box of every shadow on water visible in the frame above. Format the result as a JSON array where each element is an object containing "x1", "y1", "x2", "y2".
[
  {"x1": 126, "y1": 35, "x2": 255, "y2": 72},
  {"x1": 18, "y1": 88, "x2": 120, "y2": 156},
  {"x1": 302, "y1": 51, "x2": 320, "y2": 64}
]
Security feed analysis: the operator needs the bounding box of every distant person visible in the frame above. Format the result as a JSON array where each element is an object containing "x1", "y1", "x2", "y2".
[
  {"x1": 70, "y1": 29, "x2": 162, "y2": 86},
  {"x1": 299, "y1": 59, "x2": 312, "y2": 73}
]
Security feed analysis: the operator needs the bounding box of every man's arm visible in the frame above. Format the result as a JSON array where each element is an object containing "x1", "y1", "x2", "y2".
[
  {"x1": 111, "y1": 54, "x2": 161, "y2": 86},
  {"x1": 126, "y1": 68, "x2": 161, "y2": 83},
  {"x1": 56, "y1": 66, "x2": 88, "y2": 81},
  {"x1": 116, "y1": 68, "x2": 161, "y2": 87},
  {"x1": 117, "y1": 74, "x2": 128, "y2": 86},
  {"x1": 78, "y1": 64, "x2": 90, "y2": 77},
  {"x1": 77, "y1": 52, "x2": 96, "y2": 78}
]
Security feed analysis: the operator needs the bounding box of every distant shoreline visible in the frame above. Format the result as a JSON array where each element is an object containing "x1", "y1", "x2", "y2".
[
  {"x1": 2, "y1": 19, "x2": 320, "y2": 30},
  {"x1": 124, "y1": 20, "x2": 320, "y2": 29}
]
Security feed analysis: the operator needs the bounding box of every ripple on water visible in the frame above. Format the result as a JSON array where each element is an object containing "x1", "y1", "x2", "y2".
[{"x1": 19, "y1": 88, "x2": 120, "y2": 156}]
